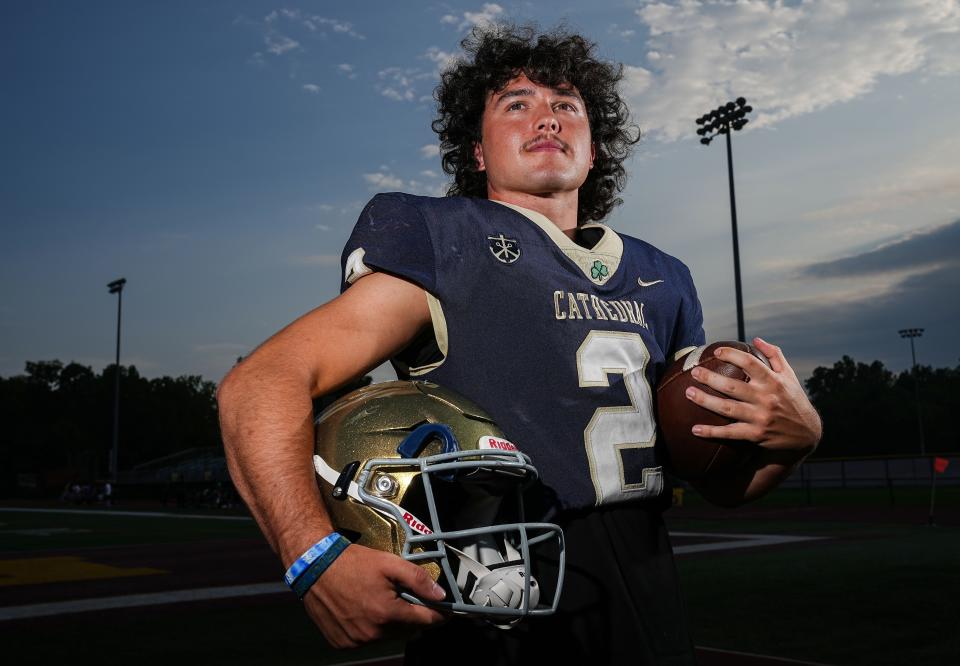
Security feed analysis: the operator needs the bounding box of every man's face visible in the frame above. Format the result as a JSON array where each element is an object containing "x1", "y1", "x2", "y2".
[{"x1": 474, "y1": 73, "x2": 594, "y2": 198}]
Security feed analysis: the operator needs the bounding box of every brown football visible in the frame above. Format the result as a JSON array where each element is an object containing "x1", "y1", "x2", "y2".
[{"x1": 656, "y1": 341, "x2": 769, "y2": 481}]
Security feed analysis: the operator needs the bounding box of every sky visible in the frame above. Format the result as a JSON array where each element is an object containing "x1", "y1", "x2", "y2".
[{"x1": 2, "y1": 0, "x2": 959, "y2": 385}]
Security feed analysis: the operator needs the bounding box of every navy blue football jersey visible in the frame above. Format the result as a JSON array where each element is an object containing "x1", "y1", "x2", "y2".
[{"x1": 341, "y1": 193, "x2": 705, "y2": 511}]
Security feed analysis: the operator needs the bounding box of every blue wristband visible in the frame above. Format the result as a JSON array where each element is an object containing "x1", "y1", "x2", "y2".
[
  {"x1": 284, "y1": 532, "x2": 344, "y2": 587},
  {"x1": 291, "y1": 535, "x2": 351, "y2": 600}
]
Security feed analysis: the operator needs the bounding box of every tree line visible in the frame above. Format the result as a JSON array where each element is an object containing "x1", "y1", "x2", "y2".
[
  {"x1": 1, "y1": 356, "x2": 957, "y2": 495},
  {"x1": 0, "y1": 360, "x2": 219, "y2": 495},
  {"x1": 804, "y1": 356, "x2": 959, "y2": 458}
]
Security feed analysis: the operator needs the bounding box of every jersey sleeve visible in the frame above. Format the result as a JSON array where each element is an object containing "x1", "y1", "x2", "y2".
[
  {"x1": 340, "y1": 193, "x2": 437, "y2": 294},
  {"x1": 670, "y1": 263, "x2": 706, "y2": 355}
]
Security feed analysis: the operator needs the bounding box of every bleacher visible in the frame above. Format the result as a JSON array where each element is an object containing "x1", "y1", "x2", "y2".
[{"x1": 122, "y1": 447, "x2": 229, "y2": 484}]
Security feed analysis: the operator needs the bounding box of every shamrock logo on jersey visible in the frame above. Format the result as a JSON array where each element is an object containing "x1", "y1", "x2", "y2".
[{"x1": 591, "y1": 260, "x2": 609, "y2": 281}]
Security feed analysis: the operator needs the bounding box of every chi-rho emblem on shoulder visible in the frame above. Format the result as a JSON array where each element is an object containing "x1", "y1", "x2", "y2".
[{"x1": 488, "y1": 234, "x2": 521, "y2": 264}]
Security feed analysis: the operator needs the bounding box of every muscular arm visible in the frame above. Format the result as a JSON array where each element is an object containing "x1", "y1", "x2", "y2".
[
  {"x1": 684, "y1": 337, "x2": 822, "y2": 507},
  {"x1": 217, "y1": 271, "x2": 445, "y2": 646}
]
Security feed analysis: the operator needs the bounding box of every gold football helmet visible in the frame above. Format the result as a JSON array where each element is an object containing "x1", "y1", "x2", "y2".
[{"x1": 313, "y1": 380, "x2": 564, "y2": 624}]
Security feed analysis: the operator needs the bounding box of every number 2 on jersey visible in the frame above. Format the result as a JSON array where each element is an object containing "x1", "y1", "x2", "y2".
[{"x1": 576, "y1": 331, "x2": 662, "y2": 505}]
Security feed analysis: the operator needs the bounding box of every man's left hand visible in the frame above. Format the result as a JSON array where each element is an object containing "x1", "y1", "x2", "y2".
[{"x1": 683, "y1": 337, "x2": 822, "y2": 461}]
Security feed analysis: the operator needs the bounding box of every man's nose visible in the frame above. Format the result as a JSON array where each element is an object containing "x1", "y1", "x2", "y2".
[{"x1": 536, "y1": 111, "x2": 560, "y2": 133}]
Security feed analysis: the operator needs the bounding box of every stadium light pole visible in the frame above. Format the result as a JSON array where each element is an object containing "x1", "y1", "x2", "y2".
[
  {"x1": 697, "y1": 97, "x2": 753, "y2": 342},
  {"x1": 898, "y1": 328, "x2": 926, "y2": 457},
  {"x1": 108, "y1": 278, "x2": 126, "y2": 482}
]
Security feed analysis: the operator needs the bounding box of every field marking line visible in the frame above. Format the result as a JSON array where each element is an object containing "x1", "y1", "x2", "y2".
[
  {"x1": 0, "y1": 581, "x2": 287, "y2": 621},
  {"x1": 697, "y1": 645, "x2": 834, "y2": 665},
  {"x1": 670, "y1": 531, "x2": 826, "y2": 555},
  {"x1": 0, "y1": 527, "x2": 92, "y2": 536},
  {"x1": 311, "y1": 646, "x2": 835, "y2": 666},
  {"x1": 333, "y1": 656, "x2": 404, "y2": 666},
  {"x1": 0, "y1": 508, "x2": 252, "y2": 521}
]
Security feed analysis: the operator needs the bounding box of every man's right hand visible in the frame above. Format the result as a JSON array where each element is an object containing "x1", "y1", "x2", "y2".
[{"x1": 303, "y1": 543, "x2": 448, "y2": 648}]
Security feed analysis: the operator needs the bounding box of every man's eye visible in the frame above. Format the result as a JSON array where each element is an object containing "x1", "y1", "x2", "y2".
[
  {"x1": 507, "y1": 101, "x2": 525, "y2": 111},
  {"x1": 555, "y1": 102, "x2": 577, "y2": 112}
]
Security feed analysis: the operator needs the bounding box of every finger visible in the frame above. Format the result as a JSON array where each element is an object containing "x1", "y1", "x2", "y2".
[
  {"x1": 386, "y1": 596, "x2": 448, "y2": 626},
  {"x1": 685, "y1": 384, "x2": 752, "y2": 422},
  {"x1": 691, "y1": 365, "x2": 757, "y2": 400},
  {"x1": 713, "y1": 346, "x2": 772, "y2": 381},
  {"x1": 384, "y1": 557, "x2": 447, "y2": 602},
  {"x1": 752, "y1": 337, "x2": 786, "y2": 374},
  {"x1": 691, "y1": 421, "x2": 761, "y2": 442}
]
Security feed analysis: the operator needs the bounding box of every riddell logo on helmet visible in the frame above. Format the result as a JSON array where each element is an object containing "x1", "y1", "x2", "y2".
[
  {"x1": 402, "y1": 511, "x2": 432, "y2": 535},
  {"x1": 479, "y1": 436, "x2": 518, "y2": 451}
]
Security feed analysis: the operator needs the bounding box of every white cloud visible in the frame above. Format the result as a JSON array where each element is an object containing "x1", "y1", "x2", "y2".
[
  {"x1": 608, "y1": 23, "x2": 636, "y2": 39},
  {"x1": 624, "y1": 0, "x2": 960, "y2": 141},
  {"x1": 264, "y1": 9, "x2": 365, "y2": 40},
  {"x1": 380, "y1": 87, "x2": 414, "y2": 102},
  {"x1": 264, "y1": 33, "x2": 300, "y2": 56},
  {"x1": 302, "y1": 83, "x2": 321, "y2": 94},
  {"x1": 377, "y1": 50, "x2": 454, "y2": 103},
  {"x1": 443, "y1": 3, "x2": 504, "y2": 31},
  {"x1": 363, "y1": 170, "x2": 447, "y2": 197},
  {"x1": 377, "y1": 66, "x2": 433, "y2": 102},
  {"x1": 408, "y1": 181, "x2": 447, "y2": 198},
  {"x1": 364, "y1": 172, "x2": 405, "y2": 189},
  {"x1": 246, "y1": 9, "x2": 365, "y2": 65},
  {"x1": 424, "y1": 46, "x2": 457, "y2": 73},
  {"x1": 308, "y1": 16, "x2": 365, "y2": 40},
  {"x1": 804, "y1": 168, "x2": 960, "y2": 223},
  {"x1": 337, "y1": 63, "x2": 357, "y2": 79},
  {"x1": 462, "y1": 3, "x2": 504, "y2": 30},
  {"x1": 419, "y1": 144, "x2": 440, "y2": 159}
]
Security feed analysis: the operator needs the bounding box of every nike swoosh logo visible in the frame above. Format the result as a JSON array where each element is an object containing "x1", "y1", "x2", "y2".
[{"x1": 637, "y1": 278, "x2": 664, "y2": 287}]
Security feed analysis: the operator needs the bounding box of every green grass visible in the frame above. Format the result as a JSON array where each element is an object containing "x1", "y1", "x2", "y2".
[
  {"x1": 679, "y1": 484, "x2": 960, "y2": 509},
  {"x1": 4, "y1": 595, "x2": 406, "y2": 666},
  {"x1": 674, "y1": 520, "x2": 960, "y2": 666},
  {"x1": 2, "y1": 502, "x2": 959, "y2": 664},
  {"x1": 0, "y1": 508, "x2": 260, "y2": 552}
]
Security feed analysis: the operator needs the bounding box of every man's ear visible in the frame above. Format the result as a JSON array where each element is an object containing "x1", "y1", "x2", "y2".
[{"x1": 473, "y1": 141, "x2": 486, "y2": 172}]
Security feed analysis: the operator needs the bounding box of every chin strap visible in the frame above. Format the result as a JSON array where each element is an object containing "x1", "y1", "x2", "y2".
[{"x1": 314, "y1": 455, "x2": 362, "y2": 501}]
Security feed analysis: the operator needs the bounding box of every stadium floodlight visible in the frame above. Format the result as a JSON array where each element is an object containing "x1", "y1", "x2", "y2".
[
  {"x1": 696, "y1": 97, "x2": 754, "y2": 342},
  {"x1": 107, "y1": 278, "x2": 126, "y2": 482},
  {"x1": 898, "y1": 328, "x2": 926, "y2": 457}
]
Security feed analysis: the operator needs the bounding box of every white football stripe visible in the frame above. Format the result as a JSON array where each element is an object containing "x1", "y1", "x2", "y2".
[{"x1": 0, "y1": 582, "x2": 286, "y2": 621}]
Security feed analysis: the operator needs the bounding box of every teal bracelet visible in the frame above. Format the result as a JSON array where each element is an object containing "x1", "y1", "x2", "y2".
[
  {"x1": 284, "y1": 532, "x2": 343, "y2": 587},
  {"x1": 291, "y1": 534, "x2": 351, "y2": 600}
]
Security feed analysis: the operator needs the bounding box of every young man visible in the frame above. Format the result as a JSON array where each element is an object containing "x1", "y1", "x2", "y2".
[{"x1": 217, "y1": 26, "x2": 821, "y2": 664}]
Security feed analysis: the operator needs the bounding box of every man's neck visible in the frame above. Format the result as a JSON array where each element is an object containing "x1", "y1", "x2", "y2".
[{"x1": 487, "y1": 189, "x2": 579, "y2": 235}]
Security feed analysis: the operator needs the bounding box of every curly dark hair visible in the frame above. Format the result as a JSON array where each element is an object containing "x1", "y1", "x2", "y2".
[{"x1": 432, "y1": 24, "x2": 640, "y2": 223}]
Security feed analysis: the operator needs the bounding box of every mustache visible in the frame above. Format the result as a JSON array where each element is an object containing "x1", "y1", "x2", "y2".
[{"x1": 522, "y1": 135, "x2": 569, "y2": 151}]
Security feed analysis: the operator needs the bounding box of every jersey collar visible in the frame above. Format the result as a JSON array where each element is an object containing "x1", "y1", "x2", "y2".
[{"x1": 491, "y1": 200, "x2": 623, "y2": 285}]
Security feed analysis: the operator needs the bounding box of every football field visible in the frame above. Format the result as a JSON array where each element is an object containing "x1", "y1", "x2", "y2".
[{"x1": 1, "y1": 491, "x2": 957, "y2": 665}]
